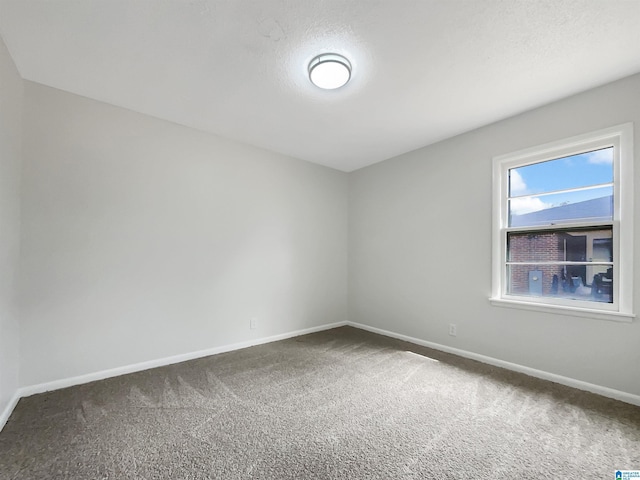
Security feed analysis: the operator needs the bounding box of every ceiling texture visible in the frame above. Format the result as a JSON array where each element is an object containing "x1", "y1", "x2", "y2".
[{"x1": 1, "y1": 0, "x2": 640, "y2": 172}]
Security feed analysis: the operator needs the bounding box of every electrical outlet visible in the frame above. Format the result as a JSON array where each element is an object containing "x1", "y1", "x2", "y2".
[
  {"x1": 250, "y1": 317, "x2": 257, "y2": 330},
  {"x1": 449, "y1": 323, "x2": 457, "y2": 336}
]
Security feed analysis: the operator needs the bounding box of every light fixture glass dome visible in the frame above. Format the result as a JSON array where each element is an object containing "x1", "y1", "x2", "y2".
[{"x1": 308, "y1": 53, "x2": 351, "y2": 90}]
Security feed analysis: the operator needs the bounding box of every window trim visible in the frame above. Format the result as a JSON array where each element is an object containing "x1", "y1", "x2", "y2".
[{"x1": 490, "y1": 123, "x2": 634, "y2": 322}]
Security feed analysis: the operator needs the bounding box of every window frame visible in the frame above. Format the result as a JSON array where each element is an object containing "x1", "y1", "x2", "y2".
[{"x1": 491, "y1": 123, "x2": 634, "y2": 322}]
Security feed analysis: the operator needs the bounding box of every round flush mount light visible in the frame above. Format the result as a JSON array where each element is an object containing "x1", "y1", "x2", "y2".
[{"x1": 308, "y1": 53, "x2": 351, "y2": 90}]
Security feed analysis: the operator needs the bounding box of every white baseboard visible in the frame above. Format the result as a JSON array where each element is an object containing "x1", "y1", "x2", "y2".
[
  {"x1": 347, "y1": 321, "x2": 640, "y2": 407},
  {"x1": 4, "y1": 319, "x2": 638, "y2": 435},
  {"x1": 2, "y1": 321, "x2": 345, "y2": 432},
  {"x1": 19, "y1": 321, "x2": 348, "y2": 398},
  {"x1": 0, "y1": 391, "x2": 21, "y2": 431}
]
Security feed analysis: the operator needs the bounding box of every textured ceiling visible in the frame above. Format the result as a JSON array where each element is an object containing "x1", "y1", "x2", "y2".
[{"x1": 1, "y1": 0, "x2": 640, "y2": 172}]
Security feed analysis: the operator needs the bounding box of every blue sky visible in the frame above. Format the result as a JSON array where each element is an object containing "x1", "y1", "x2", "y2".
[{"x1": 509, "y1": 148, "x2": 613, "y2": 215}]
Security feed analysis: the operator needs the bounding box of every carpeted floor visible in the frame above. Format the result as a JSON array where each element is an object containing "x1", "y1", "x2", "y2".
[{"x1": 1, "y1": 326, "x2": 639, "y2": 479}]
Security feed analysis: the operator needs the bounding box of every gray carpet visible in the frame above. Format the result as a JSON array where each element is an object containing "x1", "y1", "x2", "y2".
[{"x1": 1, "y1": 326, "x2": 639, "y2": 479}]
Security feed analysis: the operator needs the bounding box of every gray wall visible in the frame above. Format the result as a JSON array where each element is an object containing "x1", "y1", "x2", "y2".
[
  {"x1": 19, "y1": 82, "x2": 348, "y2": 386},
  {"x1": 6, "y1": 55, "x2": 640, "y2": 399},
  {"x1": 349, "y1": 73, "x2": 640, "y2": 396},
  {"x1": 0, "y1": 34, "x2": 22, "y2": 417}
]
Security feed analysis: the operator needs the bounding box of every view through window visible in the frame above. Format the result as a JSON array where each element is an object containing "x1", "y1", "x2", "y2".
[{"x1": 507, "y1": 147, "x2": 614, "y2": 304}]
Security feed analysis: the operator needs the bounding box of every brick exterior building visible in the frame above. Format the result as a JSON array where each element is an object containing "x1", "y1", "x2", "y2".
[
  {"x1": 508, "y1": 229, "x2": 612, "y2": 297},
  {"x1": 508, "y1": 232, "x2": 566, "y2": 296}
]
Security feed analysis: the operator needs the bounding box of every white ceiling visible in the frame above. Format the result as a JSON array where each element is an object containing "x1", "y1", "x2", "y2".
[{"x1": 1, "y1": 1, "x2": 640, "y2": 172}]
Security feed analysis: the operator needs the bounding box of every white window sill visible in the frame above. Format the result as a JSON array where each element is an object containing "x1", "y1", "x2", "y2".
[{"x1": 489, "y1": 297, "x2": 635, "y2": 323}]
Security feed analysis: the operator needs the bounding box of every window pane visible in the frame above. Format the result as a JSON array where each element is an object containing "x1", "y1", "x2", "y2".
[
  {"x1": 593, "y1": 238, "x2": 612, "y2": 262},
  {"x1": 507, "y1": 264, "x2": 613, "y2": 304},
  {"x1": 509, "y1": 186, "x2": 612, "y2": 227},
  {"x1": 508, "y1": 227, "x2": 612, "y2": 263},
  {"x1": 509, "y1": 147, "x2": 613, "y2": 197},
  {"x1": 507, "y1": 227, "x2": 613, "y2": 304}
]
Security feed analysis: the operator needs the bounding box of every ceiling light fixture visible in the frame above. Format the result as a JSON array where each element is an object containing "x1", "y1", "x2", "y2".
[{"x1": 308, "y1": 53, "x2": 351, "y2": 90}]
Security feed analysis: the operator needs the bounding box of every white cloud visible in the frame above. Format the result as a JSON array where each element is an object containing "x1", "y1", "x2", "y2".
[
  {"x1": 510, "y1": 196, "x2": 551, "y2": 215},
  {"x1": 509, "y1": 169, "x2": 551, "y2": 215},
  {"x1": 585, "y1": 149, "x2": 613, "y2": 165},
  {"x1": 509, "y1": 170, "x2": 527, "y2": 195}
]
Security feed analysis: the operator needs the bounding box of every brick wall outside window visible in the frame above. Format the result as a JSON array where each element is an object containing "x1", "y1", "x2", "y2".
[{"x1": 508, "y1": 233, "x2": 565, "y2": 295}]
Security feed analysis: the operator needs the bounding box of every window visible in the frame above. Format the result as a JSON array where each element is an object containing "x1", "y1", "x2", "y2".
[{"x1": 491, "y1": 124, "x2": 634, "y2": 321}]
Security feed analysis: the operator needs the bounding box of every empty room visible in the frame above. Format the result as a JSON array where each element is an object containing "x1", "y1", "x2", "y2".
[{"x1": 1, "y1": 1, "x2": 639, "y2": 478}]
